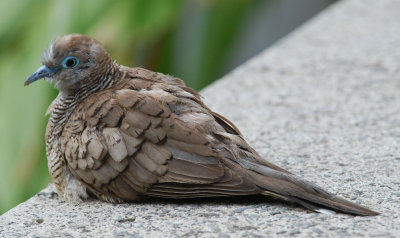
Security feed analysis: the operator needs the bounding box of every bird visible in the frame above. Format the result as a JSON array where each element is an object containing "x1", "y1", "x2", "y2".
[{"x1": 25, "y1": 34, "x2": 378, "y2": 216}]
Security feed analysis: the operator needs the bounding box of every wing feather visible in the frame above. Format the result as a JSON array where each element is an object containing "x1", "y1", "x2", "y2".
[
  {"x1": 62, "y1": 85, "x2": 256, "y2": 201},
  {"x1": 57, "y1": 68, "x2": 378, "y2": 215}
]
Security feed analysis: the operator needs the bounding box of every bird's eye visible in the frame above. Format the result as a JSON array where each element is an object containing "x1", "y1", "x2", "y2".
[{"x1": 61, "y1": 56, "x2": 79, "y2": 68}]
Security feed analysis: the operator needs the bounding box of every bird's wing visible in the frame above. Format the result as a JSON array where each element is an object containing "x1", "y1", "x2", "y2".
[
  {"x1": 60, "y1": 82, "x2": 260, "y2": 202},
  {"x1": 61, "y1": 69, "x2": 378, "y2": 216}
]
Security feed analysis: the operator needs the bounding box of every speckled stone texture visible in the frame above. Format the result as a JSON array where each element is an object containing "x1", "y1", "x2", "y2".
[{"x1": 1, "y1": 0, "x2": 400, "y2": 237}]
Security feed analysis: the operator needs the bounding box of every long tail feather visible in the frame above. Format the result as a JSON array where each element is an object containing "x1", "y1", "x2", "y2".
[{"x1": 236, "y1": 159, "x2": 379, "y2": 216}]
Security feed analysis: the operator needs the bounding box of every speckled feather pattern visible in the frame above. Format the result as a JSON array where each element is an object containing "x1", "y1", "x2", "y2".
[{"x1": 36, "y1": 34, "x2": 378, "y2": 216}]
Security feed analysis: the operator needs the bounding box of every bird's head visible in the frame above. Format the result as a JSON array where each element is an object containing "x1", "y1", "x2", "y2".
[{"x1": 25, "y1": 34, "x2": 114, "y2": 93}]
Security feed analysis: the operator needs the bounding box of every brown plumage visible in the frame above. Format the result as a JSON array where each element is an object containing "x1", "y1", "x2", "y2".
[{"x1": 25, "y1": 34, "x2": 378, "y2": 216}]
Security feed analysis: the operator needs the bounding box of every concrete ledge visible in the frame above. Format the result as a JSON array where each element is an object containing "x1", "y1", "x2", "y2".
[{"x1": 1, "y1": 0, "x2": 400, "y2": 237}]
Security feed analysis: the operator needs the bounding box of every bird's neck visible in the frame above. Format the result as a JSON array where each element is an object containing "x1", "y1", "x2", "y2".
[
  {"x1": 47, "y1": 63, "x2": 122, "y2": 141},
  {"x1": 65, "y1": 62, "x2": 121, "y2": 99}
]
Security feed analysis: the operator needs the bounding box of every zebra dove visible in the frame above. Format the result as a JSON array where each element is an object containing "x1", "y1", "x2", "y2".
[{"x1": 25, "y1": 34, "x2": 378, "y2": 216}]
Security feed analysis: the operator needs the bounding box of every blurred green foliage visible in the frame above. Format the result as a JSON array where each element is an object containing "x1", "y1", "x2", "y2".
[{"x1": 0, "y1": 0, "x2": 257, "y2": 214}]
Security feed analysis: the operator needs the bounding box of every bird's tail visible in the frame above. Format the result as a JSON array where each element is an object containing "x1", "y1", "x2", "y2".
[{"x1": 236, "y1": 159, "x2": 379, "y2": 216}]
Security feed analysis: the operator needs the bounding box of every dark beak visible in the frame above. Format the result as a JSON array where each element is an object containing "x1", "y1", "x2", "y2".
[{"x1": 25, "y1": 66, "x2": 59, "y2": 86}]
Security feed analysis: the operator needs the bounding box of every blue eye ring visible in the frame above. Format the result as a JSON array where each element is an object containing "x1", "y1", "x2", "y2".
[{"x1": 62, "y1": 56, "x2": 79, "y2": 68}]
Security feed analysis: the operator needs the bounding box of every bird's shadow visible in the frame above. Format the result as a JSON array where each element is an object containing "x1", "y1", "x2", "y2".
[
  {"x1": 38, "y1": 186, "x2": 301, "y2": 211},
  {"x1": 134, "y1": 194, "x2": 299, "y2": 210}
]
